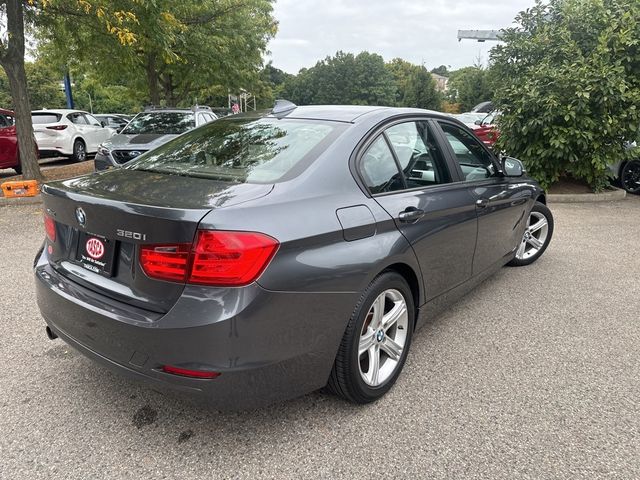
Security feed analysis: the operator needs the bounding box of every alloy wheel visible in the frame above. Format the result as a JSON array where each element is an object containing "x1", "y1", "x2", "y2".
[
  {"x1": 516, "y1": 210, "x2": 549, "y2": 260},
  {"x1": 358, "y1": 289, "x2": 409, "y2": 387}
]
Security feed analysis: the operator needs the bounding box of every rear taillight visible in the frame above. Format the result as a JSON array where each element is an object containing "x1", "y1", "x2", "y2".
[
  {"x1": 44, "y1": 214, "x2": 56, "y2": 242},
  {"x1": 45, "y1": 125, "x2": 68, "y2": 130},
  {"x1": 139, "y1": 231, "x2": 278, "y2": 286},
  {"x1": 140, "y1": 243, "x2": 191, "y2": 282}
]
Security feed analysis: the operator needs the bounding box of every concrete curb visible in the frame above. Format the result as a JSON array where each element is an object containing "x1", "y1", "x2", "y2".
[
  {"x1": 0, "y1": 194, "x2": 43, "y2": 207},
  {"x1": 547, "y1": 187, "x2": 626, "y2": 203}
]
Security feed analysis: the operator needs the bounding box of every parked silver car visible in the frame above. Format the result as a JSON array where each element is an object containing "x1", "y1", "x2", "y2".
[{"x1": 94, "y1": 106, "x2": 217, "y2": 170}]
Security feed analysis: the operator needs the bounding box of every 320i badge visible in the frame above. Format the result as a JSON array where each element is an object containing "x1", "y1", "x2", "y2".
[{"x1": 35, "y1": 101, "x2": 554, "y2": 409}]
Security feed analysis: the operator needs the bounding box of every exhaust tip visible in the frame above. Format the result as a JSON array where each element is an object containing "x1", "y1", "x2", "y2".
[{"x1": 45, "y1": 326, "x2": 58, "y2": 340}]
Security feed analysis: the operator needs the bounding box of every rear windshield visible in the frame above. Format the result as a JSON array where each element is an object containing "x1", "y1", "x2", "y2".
[
  {"x1": 121, "y1": 112, "x2": 195, "y2": 135},
  {"x1": 32, "y1": 113, "x2": 62, "y2": 124},
  {"x1": 127, "y1": 117, "x2": 345, "y2": 183}
]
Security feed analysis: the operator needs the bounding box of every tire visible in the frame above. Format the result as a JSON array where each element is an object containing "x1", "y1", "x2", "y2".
[
  {"x1": 508, "y1": 201, "x2": 554, "y2": 267},
  {"x1": 71, "y1": 139, "x2": 87, "y2": 163},
  {"x1": 13, "y1": 164, "x2": 22, "y2": 175},
  {"x1": 327, "y1": 271, "x2": 415, "y2": 404},
  {"x1": 620, "y1": 160, "x2": 640, "y2": 194}
]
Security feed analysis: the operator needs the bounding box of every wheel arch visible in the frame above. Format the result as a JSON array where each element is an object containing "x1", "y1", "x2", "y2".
[
  {"x1": 535, "y1": 193, "x2": 547, "y2": 204},
  {"x1": 380, "y1": 262, "x2": 422, "y2": 323}
]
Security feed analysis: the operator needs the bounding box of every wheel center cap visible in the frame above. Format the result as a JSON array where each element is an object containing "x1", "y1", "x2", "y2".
[
  {"x1": 376, "y1": 330, "x2": 385, "y2": 342},
  {"x1": 524, "y1": 231, "x2": 531, "y2": 240}
]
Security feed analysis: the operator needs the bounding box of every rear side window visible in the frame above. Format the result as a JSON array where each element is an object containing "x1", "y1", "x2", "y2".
[
  {"x1": 127, "y1": 117, "x2": 346, "y2": 183},
  {"x1": 360, "y1": 136, "x2": 405, "y2": 194},
  {"x1": 0, "y1": 114, "x2": 9, "y2": 128},
  {"x1": 385, "y1": 122, "x2": 451, "y2": 187},
  {"x1": 359, "y1": 120, "x2": 452, "y2": 195},
  {"x1": 68, "y1": 113, "x2": 88, "y2": 125},
  {"x1": 31, "y1": 113, "x2": 62, "y2": 124}
]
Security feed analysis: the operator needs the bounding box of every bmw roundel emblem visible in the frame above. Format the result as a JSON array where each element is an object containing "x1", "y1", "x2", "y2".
[{"x1": 75, "y1": 207, "x2": 86, "y2": 227}]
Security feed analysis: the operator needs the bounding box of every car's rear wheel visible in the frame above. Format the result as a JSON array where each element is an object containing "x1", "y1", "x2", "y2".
[
  {"x1": 328, "y1": 271, "x2": 414, "y2": 404},
  {"x1": 13, "y1": 164, "x2": 22, "y2": 175},
  {"x1": 508, "y1": 201, "x2": 554, "y2": 267},
  {"x1": 71, "y1": 139, "x2": 87, "y2": 163},
  {"x1": 621, "y1": 160, "x2": 640, "y2": 194}
]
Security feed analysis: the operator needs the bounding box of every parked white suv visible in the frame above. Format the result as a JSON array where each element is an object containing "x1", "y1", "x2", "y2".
[{"x1": 31, "y1": 109, "x2": 116, "y2": 162}]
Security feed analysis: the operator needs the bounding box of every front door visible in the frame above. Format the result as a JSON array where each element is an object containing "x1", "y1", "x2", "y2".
[
  {"x1": 358, "y1": 119, "x2": 478, "y2": 301},
  {"x1": 435, "y1": 120, "x2": 531, "y2": 274}
]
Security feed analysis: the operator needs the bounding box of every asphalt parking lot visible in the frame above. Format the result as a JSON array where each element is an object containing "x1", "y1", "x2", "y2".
[{"x1": 1, "y1": 197, "x2": 638, "y2": 479}]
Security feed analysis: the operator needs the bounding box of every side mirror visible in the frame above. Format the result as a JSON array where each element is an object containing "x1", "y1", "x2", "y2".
[
  {"x1": 474, "y1": 119, "x2": 483, "y2": 126},
  {"x1": 100, "y1": 121, "x2": 107, "y2": 127},
  {"x1": 502, "y1": 156, "x2": 525, "y2": 177}
]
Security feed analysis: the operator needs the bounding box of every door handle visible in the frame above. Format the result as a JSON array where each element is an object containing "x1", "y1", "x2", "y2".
[
  {"x1": 398, "y1": 207, "x2": 425, "y2": 223},
  {"x1": 475, "y1": 198, "x2": 489, "y2": 208}
]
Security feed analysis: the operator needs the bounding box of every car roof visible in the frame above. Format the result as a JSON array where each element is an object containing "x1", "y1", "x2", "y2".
[
  {"x1": 0, "y1": 108, "x2": 14, "y2": 115},
  {"x1": 32, "y1": 109, "x2": 90, "y2": 115},
  {"x1": 267, "y1": 105, "x2": 459, "y2": 124}
]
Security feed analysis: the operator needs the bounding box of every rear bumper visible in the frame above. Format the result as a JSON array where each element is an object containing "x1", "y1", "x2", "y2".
[{"x1": 35, "y1": 261, "x2": 356, "y2": 409}]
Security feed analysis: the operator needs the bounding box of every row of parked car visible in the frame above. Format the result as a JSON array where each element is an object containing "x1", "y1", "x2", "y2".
[{"x1": 0, "y1": 105, "x2": 225, "y2": 174}]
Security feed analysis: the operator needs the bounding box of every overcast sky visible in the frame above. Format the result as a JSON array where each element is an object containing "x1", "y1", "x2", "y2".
[{"x1": 266, "y1": 0, "x2": 533, "y2": 73}]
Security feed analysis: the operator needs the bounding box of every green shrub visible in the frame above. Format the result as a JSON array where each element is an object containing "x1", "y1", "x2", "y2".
[{"x1": 491, "y1": 0, "x2": 640, "y2": 191}]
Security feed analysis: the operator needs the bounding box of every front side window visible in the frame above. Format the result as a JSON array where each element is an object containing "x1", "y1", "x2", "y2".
[
  {"x1": 386, "y1": 121, "x2": 451, "y2": 187},
  {"x1": 439, "y1": 123, "x2": 496, "y2": 181},
  {"x1": 128, "y1": 117, "x2": 345, "y2": 184},
  {"x1": 360, "y1": 136, "x2": 404, "y2": 194},
  {"x1": 121, "y1": 112, "x2": 195, "y2": 135}
]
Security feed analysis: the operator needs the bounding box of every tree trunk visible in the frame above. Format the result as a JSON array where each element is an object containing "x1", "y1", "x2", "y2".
[
  {"x1": 145, "y1": 54, "x2": 160, "y2": 105},
  {"x1": 160, "y1": 73, "x2": 177, "y2": 107},
  {"x1": 0, "y1": 0, "x2": 42, "y2": 181}
]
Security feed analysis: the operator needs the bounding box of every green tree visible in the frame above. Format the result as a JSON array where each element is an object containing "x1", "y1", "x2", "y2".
[
  {"x1": 430, "y1": 65, "x2": 450, "y2": 76},
  {"x1": 447, "y1": 66, "x2": 493, "y2": 112},
  {"x1": 282, "y1": 51, "x2": 396, "y2": 106},
  {"x1": 385, "y1": 58, "x2": 416, "y2": 106},
  {"x1": 38, "y1": 0, "x2": 277, "y2": 107},
  {"x1": 403, "y1": 66, "x2": 442, "y2": 110},
  {"x1": 491, "y1": 0, "x2": 640, "y2": 191}
]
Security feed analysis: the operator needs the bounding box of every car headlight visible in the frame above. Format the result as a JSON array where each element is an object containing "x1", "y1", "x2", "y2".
[{"x1": 97, "y1": 145, "x2": 111, "y2": 156}]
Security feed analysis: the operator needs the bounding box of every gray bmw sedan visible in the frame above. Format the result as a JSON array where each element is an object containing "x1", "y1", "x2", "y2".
[{"x1": 35, "y1": 102, "x2": 553, "y2": 409}]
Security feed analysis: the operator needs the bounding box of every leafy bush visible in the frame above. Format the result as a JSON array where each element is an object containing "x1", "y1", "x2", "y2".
[{"x1": 491, "y1": 0, "x2": 640, "y2": 191}]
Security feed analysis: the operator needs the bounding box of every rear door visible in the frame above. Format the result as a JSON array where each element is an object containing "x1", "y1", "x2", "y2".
[
  {"x1": 358, "y1": 119, "x2": 478, "y2": 301},
  {"x1": 435, "y1": 120, "x2": 530, "y2": 274},
  {"x1": 0, "y1": 113, "x2": 17, "y2": 167}
]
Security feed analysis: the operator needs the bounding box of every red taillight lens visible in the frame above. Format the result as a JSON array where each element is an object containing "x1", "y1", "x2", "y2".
[
  {"x1": 188, "y1": 231, "x2": 279, "y2": 286},
  {"x1": 139, "y1": 231, "x2": 278, "y2": 286},
  {"x1": 44, "y1": 214, "x2": 56, "y2": 242},
  {"x1": 45, "y1": 125, "x2": 68, "y2": 130},
  {"x1": 140, "y1": 243, "x2": 191, "y2": 282},
  {"x1": 161, "y1": 365, "x2": 220, "y2": 379}
]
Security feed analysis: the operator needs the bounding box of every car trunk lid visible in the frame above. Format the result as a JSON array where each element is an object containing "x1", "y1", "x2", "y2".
[{"x1": 42, "y1": 169, "x2": 273, "y2": 312}]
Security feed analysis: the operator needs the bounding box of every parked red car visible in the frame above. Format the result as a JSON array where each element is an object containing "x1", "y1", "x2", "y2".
[
  {"x1": 0, "y1": 108, "x2": 21, "y2": 174},
  {"x1": 471, "y1": 112, "x2": 500, "y2": 148}
]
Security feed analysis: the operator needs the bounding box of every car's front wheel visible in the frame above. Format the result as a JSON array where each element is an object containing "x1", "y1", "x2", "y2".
[
  {"x1": 328, "y1": 271, "x2": 414, "y2": 404},
  {"x1": 71, "y1": 139, "x2": 87, "y2": 163},
  {"x1": 621, "y1": 160, "x2": 640, "y2": 194},
  {"x1": 508, "y1": 201, "x2": 554, "y2": 267}
]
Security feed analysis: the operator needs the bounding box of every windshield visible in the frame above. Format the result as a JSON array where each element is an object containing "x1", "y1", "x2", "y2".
[
  {"x1": 127, "y1": 117, "x2": 345, "y2": 183},
  {"x1": 121, "y1": 112, "x2": 195, "y2": 135}
]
